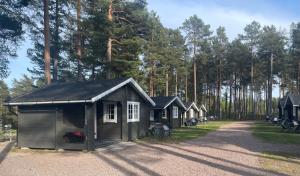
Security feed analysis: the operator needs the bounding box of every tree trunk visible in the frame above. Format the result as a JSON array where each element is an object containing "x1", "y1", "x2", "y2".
[
  {"x1": 175, "y1": 70, "x2": 178, "y2": 95},
  {"x1": 165, "y1": 72, "x2": 169, "y2": 96},
  {"x1": 193, "y1": 61, "x2": 197, "y2": 103},
  {"x1": 251, "y1": 51, "x2": 255, "y2": 119},
  {"x1": 43, "y1": 0, "x2": 51, "y2": 85},
  {"x1": 185, "y1": 73, "x2": 188, "y2": 102},
  {"x1": 106, "y1": 0, "x2": 113, "y2": 79},
  {"x1": 53, "y1": 0, "x2": 59, "y2": 82},
  {"x1": 267, "y1": 53, "x2": 273, "y2": 116},
  {"x1": 234, "y1": 73, "x2": 237, "y2": 119},
  {"x1": 229, "y1": 78, "x2": 232, "y2": 119},
  {"x1": 225, "y1": 86, "x2": 228, "y2": 118},
  {"x1": 149, "y1": 61, "x2": 154, "y2": 97},
  {"x1": 76, "y1": 0, "x2": 83, "y2": 81}
]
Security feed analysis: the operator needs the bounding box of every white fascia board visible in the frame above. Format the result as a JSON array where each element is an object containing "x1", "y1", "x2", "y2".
[
  {"x1": 192, "y1": 103, "x2": 200, "y2": 112},
  {"x1": 164, "y1": 97, "x2": 187, "y2": 110},
  {"x1": 91, "y1": 78, "x2": 156, "y2": 106},
  {"x1": 4, "y1": 100, "x2": 92, "y2": 106}
]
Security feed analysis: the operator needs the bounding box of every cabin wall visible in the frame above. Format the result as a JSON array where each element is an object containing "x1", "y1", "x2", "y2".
[
  {"x1": 97, "y1": 84, "x2": 151, "y2": 142},
  {"x1": 153, "y1": 102, "x2": 184, "y2": 128}
]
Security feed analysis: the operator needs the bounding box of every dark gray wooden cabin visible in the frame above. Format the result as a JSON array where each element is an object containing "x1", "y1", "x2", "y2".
[
  {"x1": 278, "y1": 96, "x2": 287, "y2": 119},
  {"x1": 151, "y1": 96, "x2": 186, "y2": 128},
  {"x1": 283, "y1": 93, "x2": 300, "y2": 121},
  {"x1": 183, "y1": 102, "x2": 200, "y2": 120},
  {"x1": 5, "y1": 78, "x2": 155, "y2": 151}
]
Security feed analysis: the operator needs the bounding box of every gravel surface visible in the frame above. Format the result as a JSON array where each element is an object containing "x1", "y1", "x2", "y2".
[{"x1": 0, "y1": 121, "x2": 298, "y2": 176}]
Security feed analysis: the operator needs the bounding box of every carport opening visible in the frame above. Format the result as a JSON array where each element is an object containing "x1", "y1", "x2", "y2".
[{"x1": 60, "y1": 104, "x2": 86, "y2": 146}]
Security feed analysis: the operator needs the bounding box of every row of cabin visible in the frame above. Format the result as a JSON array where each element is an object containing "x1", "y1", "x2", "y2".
[
  {"x1": 278, "y1": 93, "x2": 300, "y2": 122},
  {"x1": 4, "y1": 78, "x2": 207, "y2": 151}
]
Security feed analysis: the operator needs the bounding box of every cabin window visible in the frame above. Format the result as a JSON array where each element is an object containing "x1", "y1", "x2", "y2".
[
  {"x1": 127, "y1": 101, "x2": 140, "y2": 122},
  {"x1": 150, "y1": 110, "x2": 154, "y2": 121},
  {"x1": 162, "y1": 109, "x2": 167, "y2": 119},
  {"x1": 103, "y1": 102, "x2": 117, "y2": 123},
  {"x1": 293, "y1": 106, "x2": 297, "y2": 117},
  {"x1": 173, "y1": 106, "x2": 178, "y2": 118}
]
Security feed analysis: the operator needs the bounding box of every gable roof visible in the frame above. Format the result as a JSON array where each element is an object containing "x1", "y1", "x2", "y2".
[
  {"x1": 5, "y1": 78, "x2": 155, "y2": 106},
  {"x1": 200, "y1": 105, "x2": 207, "y2": 112},
  {"x1": 278, "y1": 96, "x2": 287, "y2": 108},
  {"x1": 284, "y1": 93, "x2": 300, "y2": 107},
  {"x1": 151, "y1": 96, "x2": 186, "y2": 110},
  {"x1": 183, "y1": 102, "x2": 200, "y2": 112}
]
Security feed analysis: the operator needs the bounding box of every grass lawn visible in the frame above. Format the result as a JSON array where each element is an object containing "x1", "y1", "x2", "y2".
[
  {"x1": 259, "y1": 152, "x2": 300, "y2": 176},
  {"x1": 142, "y1": 121, "x2": 232, "y2": 143},
  {"x1": 252, "y1": 121, "x2": 300, "y2": 144}
]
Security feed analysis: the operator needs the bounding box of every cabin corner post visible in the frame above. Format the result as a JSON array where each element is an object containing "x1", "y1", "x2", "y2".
[{"x1": 85, "y1": 103, "x2": 96, "y2": 151}]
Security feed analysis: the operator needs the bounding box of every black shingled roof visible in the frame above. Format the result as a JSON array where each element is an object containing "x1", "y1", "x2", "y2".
[
  {"x1": 151, "y1": 96, "x2": 185, "y2": 109},
  {"x1": 8, "y1": 78, "x2": 130, "y2": 103},
  {"x1": 183, "y1": 102, "x2": 193, "y2": 109}
]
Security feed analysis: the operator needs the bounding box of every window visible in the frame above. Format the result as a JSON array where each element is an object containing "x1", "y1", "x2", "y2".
[
  {"x1": 150, "y1": 110, "x2": 154, "y2": 121},
  {"x1": 173, "y1": 106, "x2": 178, "y2": 118},
  {"x1": 127, "y1": 101, "x2": 140, "y2": 122},
  {"x1": 103, "y1": 103, "x2": 117, "y2": 123},
  {"x1": 162, "y1": 109, "x2": 167, "y2": 119}
]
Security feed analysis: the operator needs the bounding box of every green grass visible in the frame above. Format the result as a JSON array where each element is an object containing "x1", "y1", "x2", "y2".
[
  {"x1": 142, "y1": 121, "x2": 231, "y2": 143},
  {"x1": 252, "y1": 121, "x2": 300, "y2": 144},
  {"x1": 259, "y1": 151, "x2": 300, "y2": 175}
]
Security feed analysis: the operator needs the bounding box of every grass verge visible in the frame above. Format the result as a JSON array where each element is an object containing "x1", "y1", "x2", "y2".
[
  {"x1": 142, "y1": 121, "x2": 231, "y2": 143},
  {"x1": 252, "y1": 121, "x2": 300, "y2": 144},
  {"x1": 259, "y1": 152, "x2": 300, "y2": 176}
]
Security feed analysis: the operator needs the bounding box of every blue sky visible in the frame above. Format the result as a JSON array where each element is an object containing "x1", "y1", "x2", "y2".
[{"x1": 4, "y1": 0, "x2": 300, "y2": 96}]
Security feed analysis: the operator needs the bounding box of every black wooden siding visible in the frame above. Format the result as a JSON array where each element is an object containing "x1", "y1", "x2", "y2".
[
  {"x1": 16, "y1": 84, "x2": 152, "y2": 150},
  {"x1": 153, "y1": 101, "x2": 184, "y2": 128}
]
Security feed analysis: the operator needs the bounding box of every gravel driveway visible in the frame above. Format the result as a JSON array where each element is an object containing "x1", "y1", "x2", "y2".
[{"x1": 0, "y1": 121, "x2": 298, "y2": 176}]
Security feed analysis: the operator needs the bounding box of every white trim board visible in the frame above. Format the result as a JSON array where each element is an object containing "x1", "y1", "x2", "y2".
[{"x1": 163, "y1": 97, "x2": 186, "y2": 110}]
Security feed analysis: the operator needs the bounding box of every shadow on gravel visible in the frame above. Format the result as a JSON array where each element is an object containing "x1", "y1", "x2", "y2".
[
  {"x1": 94, "y1": 152, "x2": 138, "y2": 176},
  {"x1": 0, "y1": 142, "x2": 14, "y2": 164},
  {"x1": 138, "y1": 142, "x2": 288, "y2": 176},
  {"x1": 106, "y1": 150, "x2": 161, "y2": 176},
  {"x1": 199, "y1": 145, "x2": 300, "y2": 165},
  {"x1": 162, "y1": 143, "x2": 289, "y2": 176}
]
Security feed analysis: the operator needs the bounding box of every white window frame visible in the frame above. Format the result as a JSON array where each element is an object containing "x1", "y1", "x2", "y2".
[
  {"x1": 173, "y1": 106, "x2": 178, "y2": 118},
  {"x1": 150, "y1": 110, "x2": 154, "y2": 121},
  {"x1": 162, "y1": 109, "x2": 167, "y2": 119},
  {"x1": 103, "y1": 102, "x2": 118, "y2": 123},
  {"x1": 127, "y1": 101, "x2": 140, "y2": 122}
]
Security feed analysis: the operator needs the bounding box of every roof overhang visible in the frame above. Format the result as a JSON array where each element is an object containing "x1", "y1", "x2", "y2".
[
  {"x1": 4, "y1": 78, "x2": 156, "y2": 107},
  {"x1": 163, "y1": 97, "x2": 186, "y2": 110},
  {"x1": 185, "y1": 102, "x2": 200, "y2": 112},
  {"x1": 200, "y1": 105, "x2": 207, "y2": 112}
]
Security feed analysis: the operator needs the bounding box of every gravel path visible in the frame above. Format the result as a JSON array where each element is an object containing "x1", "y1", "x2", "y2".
[{"x1": 0, "y1": 121, "x2": 298, "y2": 176}]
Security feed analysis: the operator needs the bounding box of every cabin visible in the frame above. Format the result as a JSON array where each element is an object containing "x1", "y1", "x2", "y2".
[
  {"x1": 4, "y1": 78, "x2": 155, "y2": 151},
  {"x1": 278, "y1": 96, "x2": 287, "y2": 119},
  {"x1": 283, "y1": 93, "x2": 300, "y2": 121},
  {"x1": 199, "y1": 104, "x2": 207, "y2": 118},
  {"x1": 151, "y1": 96, "x2": 186, "y2": 128},
  {"x1": 183, "y1": 102, "x2": 200, "y2": 120}
]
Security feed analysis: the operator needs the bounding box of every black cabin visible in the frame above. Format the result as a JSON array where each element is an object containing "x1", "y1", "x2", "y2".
[
  {"x1": 278, "y1": 96, "x2": 287, "y2": 119},
  {"x1": 151, "y1": 96, "x2": 186, "y2": 128},
  {"x1": 183, "y1": 102, "x2": 200, "y2": 120},
  {"x1": 5, "y1": 78, "x2": 155, "y2": 151},
  {"x1": 283, "y1": 93, "x2": 300, "y2": 121}
]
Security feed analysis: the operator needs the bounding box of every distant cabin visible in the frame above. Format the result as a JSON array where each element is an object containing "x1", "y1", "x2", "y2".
[
  {"x1": 151, "y1": 96, "x2": 186, "y2": 128},
  {"x1": 183, "y1": 102, "x2": 200, "y2": 119},
  {"x1": 5, "y1": 78, "x2": 155, "y2": 151},
  {"x1": 282, "y1": 93, "x2": 300, "y2": 121}
]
